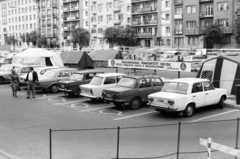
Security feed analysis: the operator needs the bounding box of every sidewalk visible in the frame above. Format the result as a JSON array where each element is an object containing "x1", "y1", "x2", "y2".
[{"x1": 225, "y1": 97, "x2": 240, "y2": 109}]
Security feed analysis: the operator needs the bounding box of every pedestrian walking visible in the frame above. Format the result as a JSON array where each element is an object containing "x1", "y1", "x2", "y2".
[
  {"x1": 10, "y1": 69, "x2": 20, "y2": 97},
  {"x1": 25, "y1": 67, "x2": 39, "y2": 99}
]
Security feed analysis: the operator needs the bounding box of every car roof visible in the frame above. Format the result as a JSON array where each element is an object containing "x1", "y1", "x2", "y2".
[
  {"x1": 95, "y1": 73, "x2": 125, "y2": 77},
  {"x1": 165, "y1": 78, "x2": 209, "y2": 84},
  {"x1": 74, "y1": 69, "x2": 104, "y2": 74},
  {"x1": 51, "y1": 67, "x2": 78, "y2": 71},
  {"x1": 15, "y1": 65, "x2": 43, "y2": 67},
  {"x1": 124, "y1": 75, "x2": 161, "y2": 79},
  {"x1": 35, "y1": 66, "x2": 59, "y2": 70}
]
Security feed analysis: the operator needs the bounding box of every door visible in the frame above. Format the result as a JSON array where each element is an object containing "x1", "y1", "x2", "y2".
[
  {"x1": 152, "y1": 77, "x2": 164, "y2": 92},
  {"x1": 138, "y1": 78, "x2": 153, "y2": 101},
  {"x1": 203, "y1": 81, "x2": 217, "y2": 105},
  {"x1": 191, "y1": 82, "x2": 205, "y2": 108}
]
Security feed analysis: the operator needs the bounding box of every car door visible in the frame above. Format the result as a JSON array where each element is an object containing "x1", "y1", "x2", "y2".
[
  {"x1": 152, "y1": 77, "x2": 164, "y2": 92},
  {"x1": 138, "y1": 78, "x2": 153, "y2": 101},
  {"x1": 203, "y1": 81, "x2": 217, "y2": 106},
  {"x1": 191, "y1": 82, "x2": 205, "y2": 108}
]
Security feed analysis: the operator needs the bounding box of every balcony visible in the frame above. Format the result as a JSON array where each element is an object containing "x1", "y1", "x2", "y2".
[
  {"x1": 64, "y1": 36, "x2": 67, "y2": 40},
  {"x1": 138, "y1": 32, "x2": 153, "y2": 37},
  {"x1": 174, "y1": 29, "x2": 183, "y2": 34},
  {"x1": 132, "y1": 7, "x2": 157, "y2": 14},
  {"x1": 92, "y1": 10, "x2": 97, "y2": 15},
  {"x1": 53, "y1": 23, "x2": 58, "y2": 27},
  {"x1": 113, "y1": 6, "x2": 121, "y2": 12},
  {"x1": 200, "y1": 0, "x2": 213, "y2": 2},
  {"x1": 132, "y1": 21, "x2": 140, "y2": 25},
  {"x1": 92, "y1": 33, "x2": 97, "y2": 38},
  {"x1": 75, "y1": 25, "x2": 79, "y2": 29},
  {"x1": 92, "y1": 0, "x2": 97, "y2": 4},
  {"x1": 52, "y1": 3, "x2": 57, "y2": 8},
  {"x1": 174, "y1": 14, "x2": 183, "y2": 19},
  {"x1": 113, "y1": 19, "x2": 121, "y2": 25},
  {"x1": 184, "y1": 28, "x2": 200, "y2": 35},
  {"x1": 149, "y1": 19, "x2": 157, "y2": 24},
  {"x1": 74, "y1": 6, "x2": 79, "y2": 10},
  {"x1": 63, "y1": 8, "x2": 69, "y2": 12},
  {"x1": 47, "y1": 14, "x2": 51, "y2": 17},
  {"x1": 174, "y1": 0, "x2": 183, "y2": 5},
  {"x1": 67, "y1": 36, "x2": 72, "y2": 40},
  {"x1": 63, "y1": 0, "x2": 78, "y2": 3},
  {"x1": 47, "y1": 23, "x2": 51, "y2": 27},
  {"x1": 132, "y1": 0, "x2": 154, "y2": 3},
  {"x1": 52, "y1": 13, "x2": 58, "y2": 17},
  {"x1": 199, "y1": 12, "x2": 213, "y2": 18},
  {"x1": 64, "y1": 27, "x2": 70, "y2": 30}
]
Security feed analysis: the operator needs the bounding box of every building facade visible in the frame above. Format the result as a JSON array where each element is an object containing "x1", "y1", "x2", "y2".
[
  {"x1": 172, "y1": 0, "x2": 240, "y2": 50},
  {"x1": 36, "y1": 0, "x2": 61, "y2": 47},
  {"x1": 0, "y1": 0, "x2": 37, "y2": 46},
  {"x1": 88, "y1": 0, "x2": 131, "y2": 49}
]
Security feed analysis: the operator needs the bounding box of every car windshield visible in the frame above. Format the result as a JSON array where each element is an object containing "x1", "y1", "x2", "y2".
[
  {"x1": 161, "y1": 82, "x2": 188, "y2": 94},
  {"x1": 44, "y1": 70, "x2": 55, "y2": 77},
  {"x1": 117, "y1": 77, "x2": 137, "y2": 88},
  {"x1": 90, "y1": 76, "x2": 103, "y2": 85},
  {"x1": 70, "y1": 73, "x2": 84, "y2": 81},
  {"x1": 183, "y1": 56, "x2": 192, "y2": 61},
  {"x1": 0, "y1": 65, "x2": 13, "y2": 72}
]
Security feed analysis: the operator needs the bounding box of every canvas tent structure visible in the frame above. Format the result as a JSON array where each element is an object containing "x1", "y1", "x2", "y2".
[
  {"x1": 196, "y1": 56, "x2": 240, "y2": 95},
  {"x1": 61, "y1": 51, "x2": 94, "y2": 69},
  {"x1": 12, "y1": 48, "x2": 64, "y2": 67},
  {"x1": 89, "y1": 50, "x2": 123, "y2": 67}
]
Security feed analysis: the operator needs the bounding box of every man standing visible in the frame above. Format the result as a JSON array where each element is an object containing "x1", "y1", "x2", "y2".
[{"x1": 25, "y1": 67, "x2": 39, "y2": 98}]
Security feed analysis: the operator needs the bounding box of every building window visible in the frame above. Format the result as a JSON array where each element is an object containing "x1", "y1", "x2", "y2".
[
  {"x1": 188, "y1": 37, "x2": 198, "y2": 45},
  {"x1": 186, "y1": 21, "x2": 196, "y2": 29},
  {"x1": 86, "y1": 21, "x2": 88, "y2": 26},
  {"x1": 218, "y1": 19, "x2": 229, "y2": 27},
  {"x1": 166, "y1": 27, "x2": 170, "y2": 33},
  {"x1": 98, "y1": 16, "x2": 103, "y2": 22},
  {"x1": 106, "y1": 2, "x2": 112, "y2": 9},
  {"x1": 167, "y1": 39, "x2": 171, "y2": 45},
  {"x1": 91, "y1": 16, "x2": 96, "y2": 22},
  {"x1": 221, "y1": 35, "x2": 231, "y2": 44},
  {"x1": 165, "y1": 14, "x2": 170, "y2": 20},
  {"x1": 127, "y1": 17, "x2": 131, "y2": 23},
  {"x1": 165, "y1": 1, "x2": 170, "y2": 8},
  {"x1": 100, "y1": 39, "x2": 104, "y2": 45},
  {"x1": 175, "y1": 7, "x2": 182, "y2": 14},
  {"x1": 127, "y1": 6, "x2": 130, "y2": 12},
  {"x1": 98, "y1": 4, "x2": 103, "y2": 11},
  {"x1": 107, "y1": 14, "x2": 112, "y2": 21},
  {"x1": 85, "y1": 11, "x2": 88, "y2": 16},
  {"x1": 85, "y1": 1, "x2": 88, "y2": 7},
  {"x1": 91, "y1": 29, "x2": 97, "y2": 33},
  {"x1": 98, "y1": 28, "x2": 103, "y2": 33},
  {"x1": 174, "y1": 37, "x2": 184, "y2": 45},
  {"x1": 186, "y1": 5, "x2": 196, "y2": 14},
  {"x1": 91, "y1": 5, "x2": 96, "y2": 11},
  {"x1": 204, "y1": 5, "x2": 213, "y2": 16},
  {"x1": 217, "y1": 2, "x2": 228, "y2": 10}
]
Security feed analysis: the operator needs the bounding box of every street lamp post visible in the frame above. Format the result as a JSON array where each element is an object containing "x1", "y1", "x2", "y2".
[{"x1": 10, "y1": 6, "x2": 27, "y2": 48}]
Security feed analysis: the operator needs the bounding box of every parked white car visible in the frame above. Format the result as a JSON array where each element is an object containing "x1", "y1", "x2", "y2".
[
  {"x1": 148, "y1": 78, "x2": 228, "y2": 117},
  {"x1": 80, "y1": 73, "x2": 125, "y2": 100}
]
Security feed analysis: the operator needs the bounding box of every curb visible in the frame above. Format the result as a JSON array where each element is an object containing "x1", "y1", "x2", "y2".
[
  {"x1": 0, "y1": 150, "x2": 21, "y2": 159},
  {"x1": 225, "y1": 99, "x2": 240, "y2": 109}
]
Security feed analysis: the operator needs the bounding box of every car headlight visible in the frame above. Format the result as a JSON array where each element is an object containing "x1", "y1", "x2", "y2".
[
  {"x1": 148, "y1": 98, "x2": 153, "y2": 102},
  {"x1": 168, "y1": 101, "x2": 174, "y2": 105}
]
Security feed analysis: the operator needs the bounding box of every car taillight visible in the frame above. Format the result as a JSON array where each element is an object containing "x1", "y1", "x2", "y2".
[
  {"x1": 168, "y1": 101, "x2": 174, "y2": 105},
  {"x1": 148, "y1": 98, "x2": 154, "y2": 102}
]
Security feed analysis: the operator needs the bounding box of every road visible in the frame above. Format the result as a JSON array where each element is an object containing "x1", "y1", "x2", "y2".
[{"x1": 0, "y1": 69, "x2": 239, "y2": 159}]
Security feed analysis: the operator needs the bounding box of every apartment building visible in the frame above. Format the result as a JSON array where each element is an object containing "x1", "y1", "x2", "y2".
[
  {"x1": 0, "y1": 0, "x2": 37, "y2": 45},
  {"x1": 36, "y1": 0, "x2": 61, "y2": 47},
  {"x1": 172, "y1": 0, "x2": 240, "y2": 49},
  {"x1": 89, "y1": 0, "x2": 131, "y2": 49}
]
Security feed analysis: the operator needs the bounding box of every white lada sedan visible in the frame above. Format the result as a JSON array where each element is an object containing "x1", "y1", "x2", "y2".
[
  {"x1": 80, "y1": 73, "x2": 125, "y2": 100},
  {"x1": 148, "y1": 78, "x2": 228, "y2": 117}
]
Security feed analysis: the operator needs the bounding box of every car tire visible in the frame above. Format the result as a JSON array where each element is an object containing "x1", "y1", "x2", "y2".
[
  {"x1": 183, "y1": 104, "x2": 195, "y2": 117},
  {"x1": 129, "y1": 97, "x2": 142, "y2": 110},
  {"x1": 0, "y1": 77, "x2": 4, "y2": 84},
  {"x1": 218, "y1": 96, "x2": 225, "y2": 109},
  {"x1": 113, "y1": 102, "x2": 123, "y2": 108},
  {"x1": 76, "y1": 88, "x2": 81, "y2": 97},
  {"x1": 50, "y1": 85, "x2": 58, "y2": 93},
  {"x1": 68, "y1": 93, "x2": 74, "y2": 97},
  {"x1": 90, "y1": 98, "x2": 97, "y2": 102}
]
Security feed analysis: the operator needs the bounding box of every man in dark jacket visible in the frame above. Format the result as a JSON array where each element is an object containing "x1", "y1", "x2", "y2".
[{"x1": 25, "y1": 67, "x2": 39, "y2": 98}]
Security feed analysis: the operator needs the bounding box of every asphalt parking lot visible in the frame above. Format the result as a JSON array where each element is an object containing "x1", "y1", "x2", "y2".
[{"x1": 0, "y1": 73, "x2": 239, "y2": 159}]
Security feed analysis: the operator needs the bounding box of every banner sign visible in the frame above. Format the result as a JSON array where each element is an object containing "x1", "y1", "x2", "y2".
[{"x1": 108, "y1": 59, "x2": 191, "y2": 72}]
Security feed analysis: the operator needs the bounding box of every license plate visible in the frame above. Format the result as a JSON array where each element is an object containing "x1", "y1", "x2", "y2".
[
  {"x1": 106, "y1": 94, "x2": 112, "y2": 98},
  {"x1": 158, "y1": 99, "x2": 164, "y2": 103},
  {"x1": 61, "y1": 85, "x2": 65, "y2": 88}
]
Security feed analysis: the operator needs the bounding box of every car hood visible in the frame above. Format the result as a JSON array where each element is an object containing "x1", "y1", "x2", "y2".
[
  {"x1": 0, "y1": 71, "x2": 10, "y2": 75},
  {"x1": 103, "y1": 86, "x2": 133, "y2": 93},
  {"x1": 148, "y1": 92, "x2": 184, "y2": 100}
]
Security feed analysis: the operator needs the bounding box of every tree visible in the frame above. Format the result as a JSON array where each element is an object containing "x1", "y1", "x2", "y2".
[
  {"x1": 5, "y1": 35, "x2": 18, "y2": 45},
  {"x1": 234, "y1": 18, "x2": 240, "y2": 44},
  {"x1": 38, "y1": 35, "x2": 48, "y2": 47},
  {"x1": 103, "y1": 27, "x2": 121, "y2": 48},
  {"x1": 104, "y1": 26, "x2": 138, "y2": 47},
  {"x1": 71, "y1": 27, "x2": 90, "y2": 48},
  {"x1": 203, "y1": 23, "x2": 224, "y2": 46}
]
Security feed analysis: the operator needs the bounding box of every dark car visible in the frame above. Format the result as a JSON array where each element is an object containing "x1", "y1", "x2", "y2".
[
  {"x1": 102, "y1": 75, "x2": 164, "y2": 109},
  {"x1": 58, "y1": 70, "x2": 104, "y2": 96}
]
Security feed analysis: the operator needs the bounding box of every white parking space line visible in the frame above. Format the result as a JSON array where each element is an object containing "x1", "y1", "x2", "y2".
[
  {"x1": 80, "y1": 106, "x2": 114, "y2": 112},
  {"x1": 54, "y1": 99, "x2": 88, "y2": 105},
  {"x1": 190, "y1": 109, "x2": 239, "y2": 122},
  {"x1": 114, "y1": 111, "x2": 156, "y2": 120},
  {"x1": 36, "y1": 94, "x2": 65, "y2": 99}
]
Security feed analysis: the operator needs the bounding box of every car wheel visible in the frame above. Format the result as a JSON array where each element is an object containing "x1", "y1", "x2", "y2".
[
  {"x1": 129, "y1": 97, "x2": 142, "y2": 110},
  {"x1": 183, "y1": 104, "x2": 195, "y2": 117},
  {"x1": 0, "y1": 77, "x2": 4, "y2": 84},
  {"x1": 76, "y1": 88, "x2": 81, "y2": 97},
  {"x1": 68, "y1": 93, "x2": 74, "y2": 97},
  {"x1": 90, "y1": 98, "x2": 97, "y2": 102},
  {"x1": 113, "y1": 102, "x2": 123, "y2": 108},
  {"x1": 50, "y1": 85, "x2": 58, "y2": 93},
  {"x1": 218, "y1": 96, "x2": 225, "y2": 109}
]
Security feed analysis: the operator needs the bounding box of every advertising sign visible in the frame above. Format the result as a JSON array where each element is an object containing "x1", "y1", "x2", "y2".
[{"x1": 108, "y1": 59, "x2": 191, "y2": 72}]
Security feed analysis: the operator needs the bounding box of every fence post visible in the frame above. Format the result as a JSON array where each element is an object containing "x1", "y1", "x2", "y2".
[
  {"x1": 50, "y1": 129, "x2": 52, "y2": 159},
  {"x1": 236, "y1": 118, "x2": 239, "y2": 159},
  {"x1": 176, "y1": 122, "x2": 181, "y2": 159},
  {"x1": 116, "y1": 126, "x2": 120, "y2": 159}
]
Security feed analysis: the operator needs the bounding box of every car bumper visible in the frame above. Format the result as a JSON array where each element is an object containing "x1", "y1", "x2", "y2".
[
  {"x1": 149, "y1": 103, "x2": 179, "y2": 112},
  {"x1": 58, "y1": 88, "x2": 73, "y2": 93},
  {"x1": 80, "y1": 93, "x2": 99, "y2": 99},
  {"x1": 103, "y1": 97, "x2": 126, "y2": 103}
]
